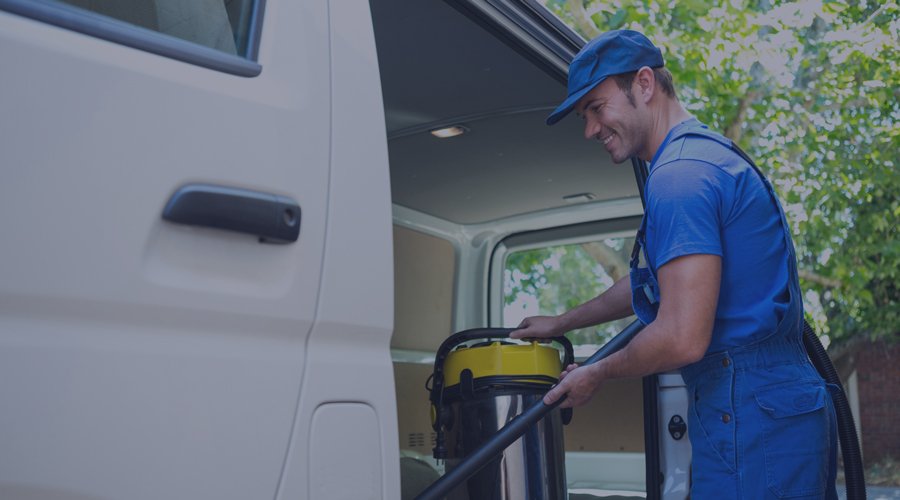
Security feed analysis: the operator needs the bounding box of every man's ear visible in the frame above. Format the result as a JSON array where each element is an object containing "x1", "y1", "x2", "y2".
[{"x1": 635, "y1": 66, "x2": 656, "y2": 104}]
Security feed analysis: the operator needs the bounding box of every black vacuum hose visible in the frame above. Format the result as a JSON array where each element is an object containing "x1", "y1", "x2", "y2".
[{"x1": 802, "y1": 320, "x2": 867, "y2": 499}]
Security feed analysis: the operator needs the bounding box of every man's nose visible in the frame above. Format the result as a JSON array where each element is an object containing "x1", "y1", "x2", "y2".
[{"x1": 583, "y1": 119, "x2": 600, "y2": 140}]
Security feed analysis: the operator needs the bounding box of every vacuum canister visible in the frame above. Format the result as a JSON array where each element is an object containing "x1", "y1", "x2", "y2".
[{"x1": 428, "y1": 328, "x2": 573, "y2": 499}]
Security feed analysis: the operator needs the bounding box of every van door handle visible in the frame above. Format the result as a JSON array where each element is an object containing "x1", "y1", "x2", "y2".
[{"x1": 162, "y1": 183, "x2": 301, "y2": 243}]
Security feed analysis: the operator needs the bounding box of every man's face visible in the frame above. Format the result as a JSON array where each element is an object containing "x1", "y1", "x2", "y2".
[{"x1": 575, "y1": 78, "x2": 646, "y2": 164}]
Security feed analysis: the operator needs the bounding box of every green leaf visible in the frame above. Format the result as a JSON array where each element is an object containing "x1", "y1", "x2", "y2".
[{"x1": 609, "y1": 9, "x2": 627, "y2": 29}]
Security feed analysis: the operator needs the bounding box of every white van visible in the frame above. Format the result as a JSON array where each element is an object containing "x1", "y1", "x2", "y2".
[{"x1": 0, "y1": 0, "x2": 689, "y2": 498}]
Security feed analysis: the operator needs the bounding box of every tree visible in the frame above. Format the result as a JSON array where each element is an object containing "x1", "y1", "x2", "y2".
[{"x1": 519, "y1": 0, "x2": 899, "y2": 344}]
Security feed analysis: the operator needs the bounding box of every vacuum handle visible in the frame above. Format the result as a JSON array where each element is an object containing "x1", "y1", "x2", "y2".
[
  {"x1": 432, "y1": 328, "x2": 516, "y2": 367},
  {"x1": 432, "y1": 328, "x2": 574, "y2": 370},
  {"x1": 417, "y1": 319, "x2": 645, "y2": 500}
]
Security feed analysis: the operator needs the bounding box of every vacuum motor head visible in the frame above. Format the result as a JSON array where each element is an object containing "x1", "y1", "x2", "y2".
[{"x1": 443, "y1": 341, "x2": 562, "y2": 388}]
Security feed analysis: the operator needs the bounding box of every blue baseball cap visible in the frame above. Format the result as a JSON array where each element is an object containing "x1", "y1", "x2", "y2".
[{"x1": 546, "y1": 30, "x2": 665, "y2": 125}]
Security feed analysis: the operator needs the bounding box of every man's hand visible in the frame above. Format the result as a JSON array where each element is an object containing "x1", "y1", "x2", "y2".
[
  {"x1": 509, "y1": 315, "x2": 564, "y2": 340},
  {"x1": 543, "y1": 362, "x2": 605, "y2": 408}
]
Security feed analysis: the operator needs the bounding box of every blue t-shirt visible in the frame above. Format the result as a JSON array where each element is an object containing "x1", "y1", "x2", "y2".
[{"x1": 644, "y1": 119, "x2": 791, "y2": 353}]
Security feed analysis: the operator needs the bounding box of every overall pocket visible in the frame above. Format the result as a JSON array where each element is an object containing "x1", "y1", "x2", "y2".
[
  {"x1": 688, "y1": 371, "x2": 737, "y2": 473},
  {"x1": 755, "y1": 380, "x2": 830, "y2": 498}
]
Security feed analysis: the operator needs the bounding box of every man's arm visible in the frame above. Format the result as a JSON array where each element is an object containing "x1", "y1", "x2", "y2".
[
  {"x1": 509, "y1": 276, "x2": 633, "y2": 340},
  {"x1": 544, "y1": 253, "x2": 721, "y2": 408}
]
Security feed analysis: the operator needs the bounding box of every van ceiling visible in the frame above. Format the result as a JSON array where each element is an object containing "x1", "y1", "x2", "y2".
[{"x1": 370, "y1": 0, "x2": 638, "y2": 225}]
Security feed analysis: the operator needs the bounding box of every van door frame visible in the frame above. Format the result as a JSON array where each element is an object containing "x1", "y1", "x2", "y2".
[{"x1": 450, "y1": 1, "x2": 667, "y2": 496}]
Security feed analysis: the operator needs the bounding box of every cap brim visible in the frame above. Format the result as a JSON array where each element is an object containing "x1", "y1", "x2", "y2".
[{"x1": 545, "y1": 78, "x2": 606, "y2": 125}]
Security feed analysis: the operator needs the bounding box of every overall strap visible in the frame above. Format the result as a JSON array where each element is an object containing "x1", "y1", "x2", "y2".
[
  {"x1": 669, "y1": 128, "x2": 805, "y2": 344},
  {"x1": 630, "y1": 214, "x2": 649, "y2": 268}
]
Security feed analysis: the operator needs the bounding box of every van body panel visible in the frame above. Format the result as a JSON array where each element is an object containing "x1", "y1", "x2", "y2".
[
  {"x1": 309, "y1": 403, "x2": 383, "y2": 499},
  {"x1": 276, "y1": 0, "x2": 399, "y2": 498},
  {"x1": 0, "y1": 1, "x2": 331, "y2": 498}
]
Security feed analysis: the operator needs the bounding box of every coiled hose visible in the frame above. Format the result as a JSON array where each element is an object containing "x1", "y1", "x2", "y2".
[{"x1": 802, "y1": 320, "x2": 867, "y2": 499}]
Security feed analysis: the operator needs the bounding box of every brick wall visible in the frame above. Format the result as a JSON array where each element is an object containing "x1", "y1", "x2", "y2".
[{"x1": 855, "y1": 339, "x2": 900, "y2": 463}]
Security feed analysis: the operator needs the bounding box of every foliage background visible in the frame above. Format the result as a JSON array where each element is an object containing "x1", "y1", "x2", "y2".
[{"x1": 506, "y1": 0, "x2": 898, "y2": 346}]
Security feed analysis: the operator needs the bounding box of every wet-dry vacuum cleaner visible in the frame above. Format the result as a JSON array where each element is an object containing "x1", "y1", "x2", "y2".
[{"x1": 427, "y1": 328, "x2": 573, "y2": 499}]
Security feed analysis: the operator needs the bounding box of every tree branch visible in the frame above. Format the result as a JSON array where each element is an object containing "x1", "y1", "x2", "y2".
[
  {"x1": 799, "y1": 269, "x2": 842, "y2": 289},
  {"x1": 580, "y1": 242, "x2": 629, "y2": 281},
  {"x1": 567, "y1": 0, "x2": 601, "y2": 38},
  {"x1": 723, "y1": 91, "x2": 758, "y2": 142},
  {"x1": 862, "y1": 2, "x2": 891, "y2": 27}
]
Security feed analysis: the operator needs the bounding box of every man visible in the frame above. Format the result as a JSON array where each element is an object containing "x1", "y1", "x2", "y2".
[{"x1": 510, "y1": 30, "x2": 837, "y2": 498}]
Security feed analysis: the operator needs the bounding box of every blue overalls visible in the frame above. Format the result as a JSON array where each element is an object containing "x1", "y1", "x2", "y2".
[{"x1": 630, "y1": 127, "x2": 839, "y2": 498}]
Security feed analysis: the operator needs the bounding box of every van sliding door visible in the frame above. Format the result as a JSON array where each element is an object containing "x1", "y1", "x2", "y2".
[{"x1": 0, "y1": 1, "x2": 330, "y2": 499}]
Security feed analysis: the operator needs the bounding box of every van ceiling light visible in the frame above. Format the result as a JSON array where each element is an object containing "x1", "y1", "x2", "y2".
[
  {"x1": 563, "y1": 192, "x2": 597, "y2": 203},
  {"x1": 430, "y1": 125, "x2": 469, "y2": 138}
]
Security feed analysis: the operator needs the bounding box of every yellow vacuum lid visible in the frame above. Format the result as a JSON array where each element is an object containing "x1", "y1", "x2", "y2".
[{"x1": 443, "y1": 341, "x2": 562, "y2": 387}]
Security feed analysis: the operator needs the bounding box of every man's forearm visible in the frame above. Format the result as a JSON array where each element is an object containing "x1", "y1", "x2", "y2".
[
  {"x1": 590, "y1": 254, "x2": 720, "y2": 380},
  {"x1": 557, "y1": 277, "x2": 633, "y2": 331},
  {"x1": 592, "y1": 321, "x2": 697, "y2": 380}
]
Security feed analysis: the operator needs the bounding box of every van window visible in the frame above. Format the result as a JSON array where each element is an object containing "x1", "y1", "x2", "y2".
[
  {"x1": 503, "y1": 235, "x2": 636, "y2": 355},
  {"x1": 51, "y1": 0, "x2": 257, "y2": 56}
]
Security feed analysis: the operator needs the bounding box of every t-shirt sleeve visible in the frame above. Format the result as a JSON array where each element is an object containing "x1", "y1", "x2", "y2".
[{"x1": 646, "y1": 159, "x2": 735, "y2": 269}]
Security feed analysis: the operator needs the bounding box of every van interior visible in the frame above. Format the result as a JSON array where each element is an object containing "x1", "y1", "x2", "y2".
[{"x1": 370, "y1": 0, "x2": 648, "y2": 497}]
